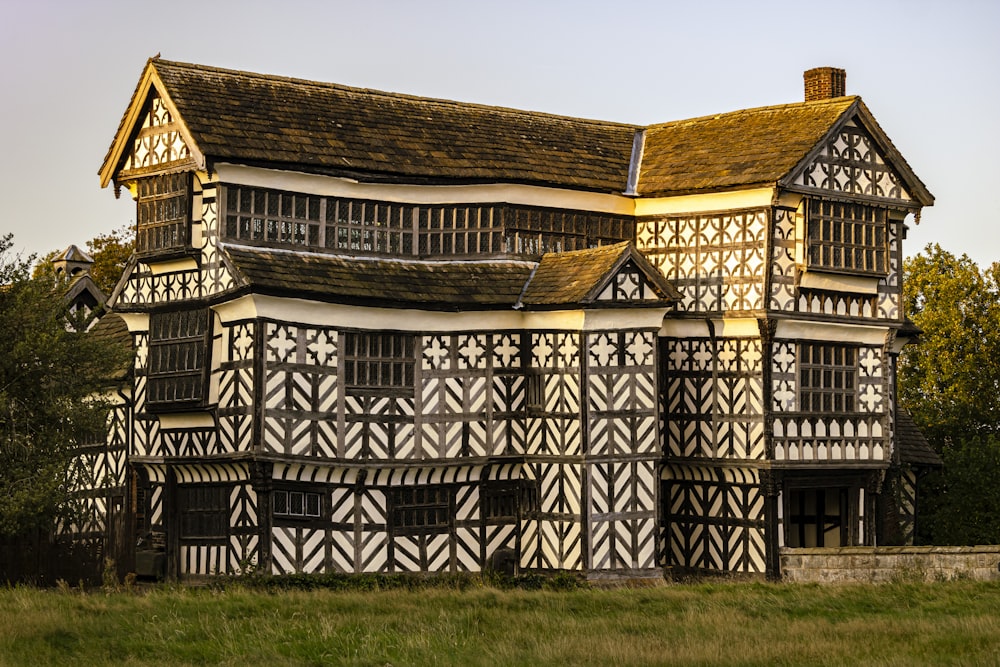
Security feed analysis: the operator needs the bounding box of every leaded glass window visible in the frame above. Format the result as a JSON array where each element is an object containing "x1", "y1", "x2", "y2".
[
  {"x1": 799, "y1": 343, "x2": 857, "y2": 413},
  {"x1": 136, "y1": 173, "x2": 190, "y2": 254},
  {"x1": 807, "y1": 200, "x2": 887, "y2": 274},
  {"x1": 147, "y1": 309, "x2": 210, "y2": 410}
]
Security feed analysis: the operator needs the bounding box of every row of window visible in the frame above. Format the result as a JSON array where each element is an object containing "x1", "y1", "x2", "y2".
[
  {"x1": 136, "y1": 173, "x2": 189, "y2": 254},
  {"x1": 135, "y1": 174, "x2": 892, "y2": 278},
  {"x1": 221, "y1": 185, "x2": 634, "y2": 257},
  {"x1": 177, "y1": 483, "x2": 537, "y2": 539},
  {"x1": 807, "y1": 200, "x2": 888, "y2": 275},
  {"x1": 147, "y1": 312, "x2": 871, "y2": 415}
]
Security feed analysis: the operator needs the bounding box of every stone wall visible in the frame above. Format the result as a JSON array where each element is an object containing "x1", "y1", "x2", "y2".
[{"x1": 781, "y1": 546, "x2": 1000, "y2": 583}]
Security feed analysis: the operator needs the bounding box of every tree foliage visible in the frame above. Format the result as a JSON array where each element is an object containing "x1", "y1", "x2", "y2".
[
  {"x1": 899, "y1": 244, "x2": 1000, "y2": 446},
  {"x1": 0, "y1": 234, "x2": 130, "y2": 537},
  {"x1": 32, "y1": 225, "x2": 134, "y2": 296},
  {"x1": 900, "y1": 244, "x2": 1000, "y2": 545},
  {"x1": 916, "y1": 437, "x2": 1000, "y2": 546},
  {"x1": 85, "y1": 226, "x2": 134, "y2": 295}
]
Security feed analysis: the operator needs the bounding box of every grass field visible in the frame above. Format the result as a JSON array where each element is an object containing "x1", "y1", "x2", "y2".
[{"x1": 1, "y1": 579, "x2": 999, "y2": 666}]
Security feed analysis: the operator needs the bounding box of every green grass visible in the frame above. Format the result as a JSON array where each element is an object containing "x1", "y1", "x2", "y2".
[{"x1": 2, "y1": 580, "x2": 999, "y2": 666}]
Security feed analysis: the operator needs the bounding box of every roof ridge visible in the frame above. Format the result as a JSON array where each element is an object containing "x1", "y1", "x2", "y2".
[
  {"x1": 152, "y1": 58, "x2": 640, "y2": 130},
  {"x1": 644, "y1": 95, "x2": 859, "y2": 130},
  {"x1": 221, "y1": 242, "x2": 539, "y2": 268}
]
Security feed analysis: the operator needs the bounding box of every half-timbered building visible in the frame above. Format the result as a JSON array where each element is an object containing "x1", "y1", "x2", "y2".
[{"x1": 86, "y1": 60, "x2": 937, "y2": 580}]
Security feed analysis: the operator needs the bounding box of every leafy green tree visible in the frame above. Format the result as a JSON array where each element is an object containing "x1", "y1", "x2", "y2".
[
  {"x1": 32, "y1": 225, "x2": 135, "y2": 296},
  {"x1": 85, "y1": 226, "x2": 134, "y2": 296},
  {"x1": 899, "y1": 244, "x2": 1000, "y2": 446},
  {"x1": 901, "y1": 244, "x2": 1000, "y2": 545},
  {"x1": 0, "y1": 233, "x2": 130, "y2": 537}
]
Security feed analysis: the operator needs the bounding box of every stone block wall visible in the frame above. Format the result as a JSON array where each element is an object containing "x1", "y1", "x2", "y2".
[{"x1": 781, "y1": 546, "x2": 1000, "y2": 583}]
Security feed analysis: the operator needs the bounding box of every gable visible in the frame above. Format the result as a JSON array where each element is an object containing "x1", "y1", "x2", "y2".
[
  {"x1": 786, "y1": 110, "x2": 932, "y2": 207},
  {"x1": 100, "y1": 60, "x2": 204, "y2": 188},
  {"x1": 119, "y1": 92, "x2": 195, "y2": 177},
  {"x1": 521, "y1": 242, "x2": 681, "y2": 307},
  {"x1": 594, "y1": 258, "x2": 670, "y2": 303}
]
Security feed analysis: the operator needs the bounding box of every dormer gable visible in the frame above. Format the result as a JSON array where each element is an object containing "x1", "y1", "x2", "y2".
[
  {"x1": 783, "y1": 101, "x2": 933, "y2": 208},
  {"x1": 99, "y1": 59, "x2": 203, "y2": 190},
  {"x1": 521, "y1": 242, "x2": 681, "y2": 308}
]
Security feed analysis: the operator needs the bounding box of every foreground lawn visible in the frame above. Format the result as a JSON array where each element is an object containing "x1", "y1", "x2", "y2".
[{"x1": 1, "y1": 580, "x2": 999, "y2": 666}]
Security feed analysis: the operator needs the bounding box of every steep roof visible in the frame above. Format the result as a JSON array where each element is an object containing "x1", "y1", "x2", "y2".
[
  {"x1": 103, "y1": 59, "x2": 637, "y2": 193},
  {"x1": 100, "y1": 58, "x2": 933, "y2": 205},
  {"x1": 222, "y1": 243, "x2": 678, "y2": 311},
  {"x1": 55, "y1": 245, "x2": 95, "y2": 263},
  {"x1": 88, "y1": 312, "x2": 133, "y2": 382},
  {"x1": 638, "y1": 98, "x2": 857, "y2": 196},
  {"x1": 896, "y1": 409, "x2": 943, "y2": 468},
  {"x1": 520, "y1": 242, "x2": 681, "y2": 306}
]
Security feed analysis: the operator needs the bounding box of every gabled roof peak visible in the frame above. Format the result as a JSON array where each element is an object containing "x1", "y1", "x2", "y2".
[{"x1": 102, "y1": 58, "x2": 931, "y2": 204}]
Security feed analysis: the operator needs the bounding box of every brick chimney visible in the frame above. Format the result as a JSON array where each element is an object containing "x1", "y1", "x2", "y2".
[{"x1": 804, "y1": 67, "x2": 846, "y2": 101}]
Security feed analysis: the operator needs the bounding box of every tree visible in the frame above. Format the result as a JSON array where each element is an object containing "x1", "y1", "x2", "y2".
[
  {"x1": 899, "y1": 244, "x2": 1000, "y2": 446},
  {"x1": 0, "y1": 233, "x2": 130, "y2": 537},
  {"x1": 900, "y1": 244, "x2": 1000, "y2": 545},
  {"x1": 32, "y1": 225, "x2": 134, "y2": 296},
  {"x1": 85, "y1": 226, "x2": 134, "y2": 295},
  {"x1": 916, "y1": 437, "x2": 1000, "y2": 545}
]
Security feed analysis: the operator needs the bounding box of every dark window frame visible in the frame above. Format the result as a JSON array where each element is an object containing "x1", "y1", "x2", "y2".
[
  {"x1": 806, "y1": 200, "x2": 888, "y2": 276},
  {"x1": 798, "y1": 343, "x2": 857, "y2": 413},
  {"x1": 272, "y1": 489, "x2": 323, "y2": 520},
  {"x1": 390, "y1": 486, "x2": 452, "y2": 534},
  {"x1": 136, "y1": 173, "x2": 191, "y2": 256},
  {"x1": 482, "y1": 481, "x2": 538, "y2": 522},
  {"x1": 341, "y1": 331, "x2": 414, "y2": 397},
  {"x1": 224, "y1": 185, "x2": 321, "y2": 248},
  {"x1": 219, "y1": 185, "x2": 633, "y2": 258},
  {"x1": 146, "y1": 309, "x2": 211, "y2": 411}
]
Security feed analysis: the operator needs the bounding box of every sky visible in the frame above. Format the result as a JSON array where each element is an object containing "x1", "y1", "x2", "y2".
[{"x1": 1, "y1": 0, "x2": 997, "y2": 267}]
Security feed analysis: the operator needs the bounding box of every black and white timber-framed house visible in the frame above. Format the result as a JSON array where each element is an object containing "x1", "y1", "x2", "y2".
[{"x1": 78, "y1": 60, "x2": 939, "y2": 580}]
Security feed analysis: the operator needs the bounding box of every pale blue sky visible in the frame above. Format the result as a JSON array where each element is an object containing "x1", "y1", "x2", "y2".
[{"x1": 1, "y1": 0, "x2": 997, "y2": 266}]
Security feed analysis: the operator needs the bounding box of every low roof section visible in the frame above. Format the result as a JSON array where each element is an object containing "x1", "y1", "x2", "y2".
[
  {"x1": 896, "y1": 409, "x2": 943, "y2": 468},
  {"x1": 223, "y1": 241, "x2": 678, "y2": 311}
]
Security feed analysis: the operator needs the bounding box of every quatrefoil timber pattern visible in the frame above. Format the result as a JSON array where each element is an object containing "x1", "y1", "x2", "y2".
[
  {"x1": 85, "y1": 58, "x2": 940, "y2": 582},
  {"x1": 636, "y1": 210, "x2": 767, "y2": 314}
]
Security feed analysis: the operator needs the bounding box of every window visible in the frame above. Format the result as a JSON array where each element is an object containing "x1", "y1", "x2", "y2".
[
  {"x1": 504, "y1": 207, "x2": 634, "y2": 255},
  {"x1": 178, "y1": 485, "x2": 228, "y2": 541},
  {"x1": 342, "y1": 332, "x2": 414, "y2": 394},
  {"x1": 807, "y1": 200, "x2": 887, "y2": 274},
  {"x1": 225, "y1": 186, "x2": 320, "y2": 247},
  {"x1": 390, "y1": 487, "x2": 451, "y2": 533},
  {"x1": 417, "y1": 205, "x2": 503, "y2": 255},
  {"x1": 273, "y1": 490, "x2": 322, "y2": 518},
  {"x1": 482, "y1": 482, "x2": 538, "y2": 521},
  {"x1": 525, "y1": 372, "x2": 544, "y2": 413},
  {"x1": 136, "y1": 173, "x2": 190, "y2": 254},
  {"x1": 799, "y1": 343, "x2": 856, "y2": 413},
  {"x1": 147, "y1": 309, "x2": 210, "y2": 410},
  {"x1": 219, "y1": 185, "x2": 634, "y2": 258},
  {"x1": 330, "y1": 198, "x2": 415, "y2": 255}
]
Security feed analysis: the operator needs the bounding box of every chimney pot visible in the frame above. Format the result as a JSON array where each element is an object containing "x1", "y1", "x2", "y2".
[{"x1": 804, "y1": 67, "x2": 846, "y2": 101}]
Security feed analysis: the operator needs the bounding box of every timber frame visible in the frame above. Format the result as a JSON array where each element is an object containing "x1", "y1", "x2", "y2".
[{"x1": 67, "y1": 60, "x2": 941, "y2": 581}]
